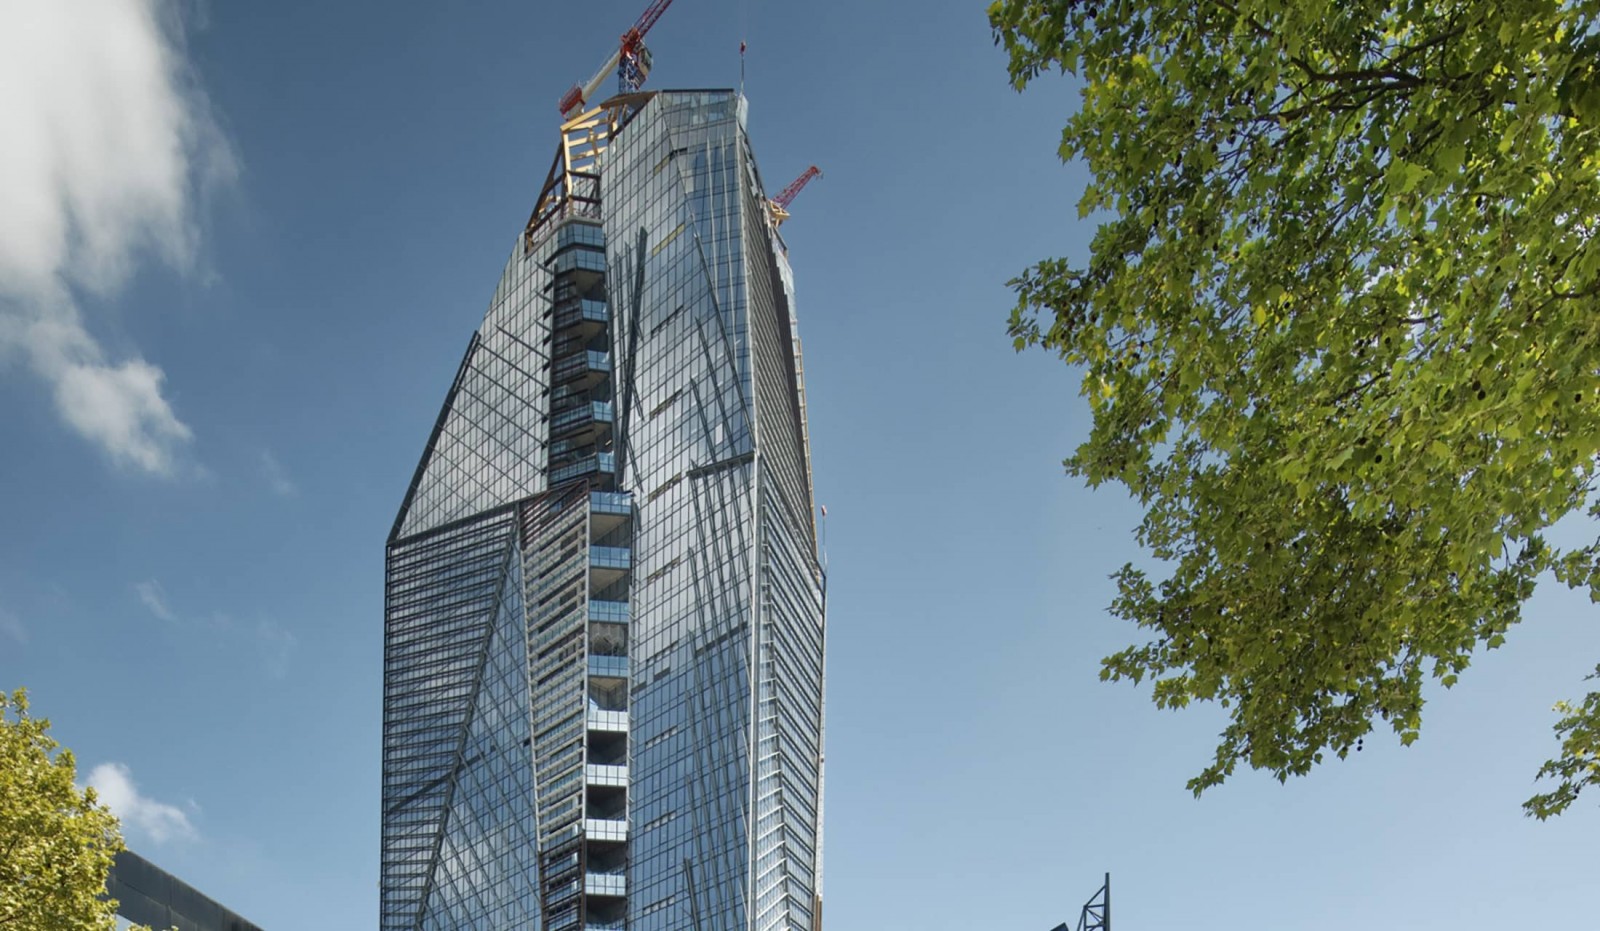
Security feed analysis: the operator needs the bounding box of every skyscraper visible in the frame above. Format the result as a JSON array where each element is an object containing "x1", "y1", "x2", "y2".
[{"x1": 381, "y1": 90, "x2": 826, "y2": 931}]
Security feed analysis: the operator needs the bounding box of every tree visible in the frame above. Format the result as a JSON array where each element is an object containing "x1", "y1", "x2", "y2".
[
  {"x1": 988, "y1": 0, "x2": 1600, "y2": 816},
  {"x1": 0, "y1": 689, "x2": 155, "y2": 929}
]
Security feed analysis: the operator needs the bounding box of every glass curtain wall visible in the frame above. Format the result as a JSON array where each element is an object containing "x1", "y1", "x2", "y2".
[
  {"x1": 381, "y1": 90, "x2": 824, "y2": 931},
  {"x1": 600, "y1": 91, "x2": 825, "y2": 931}
]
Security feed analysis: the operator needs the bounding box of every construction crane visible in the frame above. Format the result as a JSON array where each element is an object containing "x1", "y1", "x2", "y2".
[
  {"x1": 768, "y1": 166, "x2": 822, "y2": 226},
  {"x1": 558, "y1": 0, "x2": 676, "y2": 118}
]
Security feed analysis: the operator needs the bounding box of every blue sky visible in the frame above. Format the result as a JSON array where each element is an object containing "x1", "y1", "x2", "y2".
[{"x1": 0, "y1": 1, "x2": 1595, "y2": 928}]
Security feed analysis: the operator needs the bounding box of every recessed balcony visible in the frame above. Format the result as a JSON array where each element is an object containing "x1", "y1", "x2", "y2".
[
  {"x1": 584, "y1": 816, "x2": 627, "y2": 842},
  {"x1": 589, "y1": 546, "x2": 630, "y2": 591},
  {"x1": 587, "y1": 654, "x2": 629, "y2": 681},
  {"x1": 550, "y1": 452, "x2": 615, "y2": 486},
  {"x1": 587, "y1": 729, "x2": 626, "y2": 766},
  {"x1": 550, "y1": 401, "x2": 614, "y2": 443},
  {"x1": 584, "y1": 872, "x2": 627, "y2": 897},
  {"x1": 585, "y1": 763, "x2": 628, "y2": 787},
  {"x1": 589, "y1": 599, "x2": 628, "y2": 624},
  {"x1": 589, "y1": 546, "x2": 630, "y2": 570},
  {"x1": 586, "y1": 708, "x2": 628, "y2": 733},
  {"x1": 553, "y1": 349, "x2": 612, "y2": 388},
  {"x1": 590, "y1": 492, "x2": 631, "y2": 539},
  {"x1": 553, "y1": 220, "x2": 604, "y2": 250},
  {"x1": 589, "y1": 491, "x2": 631, "y2": 517},
  {"x1": 551, "y1": 244, "x2": 607, "y2": 276},
  {"x1": 554, "y1": 298, "x2": 609, "y2": 333}
]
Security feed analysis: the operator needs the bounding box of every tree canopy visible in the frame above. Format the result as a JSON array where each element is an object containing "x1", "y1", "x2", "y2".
[
  {"x1": 989, "y1": 0, "x2": 1600, "y2": 816},
  {"x1": 0, "y1": 689, "x2": 153, "y2": 930}
]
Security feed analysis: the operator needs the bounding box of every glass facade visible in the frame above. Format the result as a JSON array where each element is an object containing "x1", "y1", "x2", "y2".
[
  {"x1": 106, "y1": 849, "x2": 264, "y2": 931},
  {"x1": 383, "y1": 90, "x2": 825, "y2": 931}
]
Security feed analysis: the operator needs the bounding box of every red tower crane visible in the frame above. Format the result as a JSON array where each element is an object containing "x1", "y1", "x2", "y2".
[
  {"x1": 558, "y1": 0, "x2": 677, "y2": 118},
  {"x1": 768, "y1": 166, "x2": 822, "y2": 226}
]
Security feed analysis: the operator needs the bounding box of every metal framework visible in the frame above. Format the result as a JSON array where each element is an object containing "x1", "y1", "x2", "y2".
[
  {"x1": 1048, "y1": 873, "x2": 1110, "y2": 931},
  {"x1": 523, "y1": 92, "x2": 658, "y2": 255},
  {"x1": 1079, "y1": 873, "x2": 1109, "y2": 931}
]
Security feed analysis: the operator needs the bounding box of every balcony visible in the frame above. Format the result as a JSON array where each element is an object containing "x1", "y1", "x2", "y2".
[
  {"x1": 589, "y1": 546, "x2": 630, "y2": 570},
  {"x1": 550, "y1": 401, "x2": 614, "y2": 442},
  {"x1": 584, "y1": 872, "x2": 627, "y2": 897},
  {"x1": 587, "y1": 655, "x2": 629, "y2": 681},
  {"x1": 589, "y1": 599, "x2": 628, "y2": 624},
  {"x1": 586, "y1": 708, "x2": 628, "y2": 733},
  {"x1": 550, "y1": 452, "x2": 615, "y2": 486},
  {"x1": 554, "y1": 220, "x2": 605, "y2": 252},
  {"x1": 585, "y1": 763, "x2": 628, "y2": 787},
  {"x1": 589, "y1": 491, "x2": 632, "y2": 516},
  {"x1": 553, "y1": 349, "x2": 612, "y2": 387},
  {"x1": 590, "y1": 491, "x2": 631, "y2": 539},
  {"x1": 584, "y1": 816, "x2": 627, "y2": 842},
  {"x1": 551, "y1": 246, "x2": 607, "y2": 276},
  {"x1": 588, "y1": 546, "x2": 630, "y2": 591},
  {"x1": 554, "y1": 298, "x2": 609, "y2": 332}
]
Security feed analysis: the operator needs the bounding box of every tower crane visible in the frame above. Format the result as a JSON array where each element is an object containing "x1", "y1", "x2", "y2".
[
  {"x1": 768, "y1": 166, "x2": 822, "y2": 226},
  {"x1": 558, "y1": 0, "x2": 676, "y2": 118}
]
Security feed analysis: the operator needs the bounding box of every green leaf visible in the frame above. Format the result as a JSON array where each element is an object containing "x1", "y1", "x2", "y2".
[
  {"x1": 998, "y1": 0, "x2": 1600, "y2": 817},
  {"x1": 0, "y1": 690, "x2": 128, "y2": 931},
  {"x1": 1435, "y1": 143, "x2": 1466, "y2": 176}
]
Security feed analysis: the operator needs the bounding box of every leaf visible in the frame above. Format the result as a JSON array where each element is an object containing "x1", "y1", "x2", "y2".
[
  {"x1": 998, "y1": 0, "x2": 1600, "y2": 816},
  {"x1": 1393, "y1": 161, "x2": 1430, "y2": 194},
  {"x1": 1435, "y1": 143, "x2": 1466, "y2": 176},
  {"x1": 0, "y1": 690, "x2": 127, "y2": 931}
]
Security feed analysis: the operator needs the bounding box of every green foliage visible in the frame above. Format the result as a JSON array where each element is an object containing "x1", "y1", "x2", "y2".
[
  {"x1": 990, "y1": 0, "x2": 1600, "y2": 815},
  {"x1": 0, "y1": 689, "x2": 156, "y2": 929},
  {"x1": 1525, "y1": 664, "x2": 1600, "y2": 817}
]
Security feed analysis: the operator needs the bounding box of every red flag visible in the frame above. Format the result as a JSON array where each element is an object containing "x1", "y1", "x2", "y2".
[{"x1": 740, "y1": 41, "x2": 747, "y2": 55}]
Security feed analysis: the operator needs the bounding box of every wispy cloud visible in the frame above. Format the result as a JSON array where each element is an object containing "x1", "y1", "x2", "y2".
[
  {"x1": 0, "y1": 0, "x2": 235, "y2": 475},
  {"x1": 260, "y1": 449, "x2": 297, "y2": 497},
  {"x1": 134, "y1": 579, "x2": 176, "y2": 622},
  {"x1": 86, "y1": 762, "x2": 197, "y2": 845},
  {"x1": 0, "y1": 606, "x2": 25, "y2": 644},
  {"x1": 132, "y1": 579, "x2": 296, "y2": 677},
  {"x1": 255, "y1": 618, "x2": 298, "y2": 678}
]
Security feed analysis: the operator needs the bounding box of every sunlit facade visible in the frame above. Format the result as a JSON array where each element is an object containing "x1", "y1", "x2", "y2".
[{"x1": 381, "y1": 90, "x2": 825, "y2": 931}]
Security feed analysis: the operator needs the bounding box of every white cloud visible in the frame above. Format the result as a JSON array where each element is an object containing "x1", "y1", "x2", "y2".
[
  {"x1": 86, "y1": 762, "x2": 197, "y2": 845},
  {"x1": 260, "y1": 449, "x2": 297, "y2": 497},
  {"x1": 133, "y1": 579, "x2": 296, "y2": 676},
  {"x1": 134, "y1": 579, "x2": 176, "y2": 622},
  {"x1": 0, "y1": 0, "x2": 235, "y2": 475}
]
